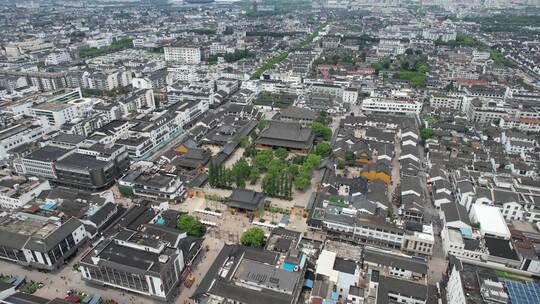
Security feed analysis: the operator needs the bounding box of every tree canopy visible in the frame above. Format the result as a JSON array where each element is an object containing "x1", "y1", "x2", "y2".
[
  {"x1": 274, "y1": 148, "x2": 288, "y2": 160},
  {"x1": 240, "y1": 227, "x2": 265, "y2": 248},
  {"x1": 311, "y1": 122, "x2": 332, "y2": 140},
  {"x1": 315, "y1": 142, "x2": 332, "y2": 157},
  {"x1": 177, "y1": 215, "x2": 206, "y2": 237},
  {"x1": 420, "y1": 128, "x2": 435, "y2": 140}
]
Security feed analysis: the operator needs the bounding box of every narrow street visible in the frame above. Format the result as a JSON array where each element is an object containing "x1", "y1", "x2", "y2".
[
  {"x1": 389, "y1": 135, "x2": 401, "y2": 203},
  {"x1": 175, "y1": 237, "x2": 224, "y2": 304},
  {"x1": 417, "y1": 133, "x2": 448, "y2": 284}
]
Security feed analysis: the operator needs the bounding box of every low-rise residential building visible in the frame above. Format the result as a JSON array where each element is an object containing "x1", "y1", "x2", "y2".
[
  {"x1": 0, "y1": 214, "x2": 86, "y2": 270},
  {"x1": 0, "y1": 121, "x2": 45, "y2": 159},
  {"x1": 192, "y1": 244, "x2": 305, "y2": 304},
  {"x1": 164, "y1": 46, "x2": 201, "y2": 64},
  {"x1": 430, "y1": 93, "x2": 463, "y2": 110},
  {"x1": 80, "y1": 223, "x2": 201, "y2": 301},
  {"x1": 361, "y1": 97, "x2": 422, "y2": 115},
  {"x1": 119, "y1": 170, "x2": 186, "y2": 201},
  {"x1": 278, "y1": 107, "x2": 318, "y2": 127},
  {"x1": 0, "y1": 175, "x2": 50, "y2": 209},
  {"x1": 363, "y1": 246, "x2": 428, "y2": 281}
]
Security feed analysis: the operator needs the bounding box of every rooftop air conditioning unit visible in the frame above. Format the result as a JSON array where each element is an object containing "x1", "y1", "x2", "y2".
[{"x1": 158, "y1": 255, "x2": 169, "y2": 263}]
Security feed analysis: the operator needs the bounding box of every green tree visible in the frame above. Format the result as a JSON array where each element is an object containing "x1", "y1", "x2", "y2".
[
  {"x1": 177, "y1": 215, "x2": 206, "y2": 237},
  {"x1": 293, "y1": 175, "x2": 310, "y2": 190},
  {"x1": 257, "y1": 119, "x2": 270, "y2": 130},
  {"x1": 243, "y1": 145, "x2": 257, "y2": 157},
  {"x1": 118, "y1": 185, "x2": 134, "y2": 198},
  {"x1": 274, "y1": 148, "x2": 288, "y2": 160},
  {"x1": 345, "y1": 150, "x2": 356, "y2": 161},
  {"x1": 208, "y1": 162, "x2": 218, "y2": 187},
  {"x1": 267, "y1": 158, "x2": 284, "y2": 173},
  {"x1": 223, "y1": 49, "x2": 254, "y2": 63},
  {"x1": 288, "y1": 164, "x2": 299, "y2": 176},
  {"x1": 298, "y1": 164, "x2": 313, "y2": 179},
  {"x1": 305, "y1": 153, "x2": 321, "y2": 169},
  {"x1": 420, "y1": 128, "x2": 435, "y2": 140},
  {"x1": 249, "y1": 167, "x2": 260, "y2": 184},
  {"x1": 222, "y1": 168, "x2": 233, "y2": 187},
  {"x1": 78, "y1": 38, "x2": 133, "y2": 58},
  {"x1": 240, "y1": 228, "x2": 265, "y2": 248},
  {"x1": 311, "y1": 122, "x2": 332, "y2": 140},
  {"x1": 315, "y1": 111, "x2": 330, "y2": 124},
  {"x1": 254, "y1": 150, "x2": 273, "y2": 170},
  {"x1": 262, "y1": 172, "x2": 275, "y2": 196},
  {"x1": 401, "y1": 60, "x2": 410, "y2": 71},
  {"x1": 232, "y1": 158, "x2": 251, "y2": 188},
  {"x1": 292, "y1": 155, "x2": 306, "y2": 165},
  {"x1": 315, "y1": 142, "x2": 332, "y2": 157},
  {"x1": 239, "y1": 136, "x2": 249, "y2": 147},
  {"x1": 386, "y1": 208, "x2": 394, "y2": 219}
]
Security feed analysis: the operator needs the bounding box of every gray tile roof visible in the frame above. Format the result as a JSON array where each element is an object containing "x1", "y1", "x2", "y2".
[
  {"x1": 364, "y1": 247, "x2": 428, "y2": 274},
  {"x1": 255, "y1": 121, "x2": 314, "y2": 150},
  {"x1": 441, "y1": 202, "x2": 471, "y2": 226},
  {"x1": 225, "y1": 189, "x2": 265, "y2": 211}
]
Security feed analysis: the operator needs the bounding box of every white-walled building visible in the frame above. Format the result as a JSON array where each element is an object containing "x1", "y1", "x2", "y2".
[
  {"x1": 499, "y1": 117, "x2": 540, "y2": 133},
  {"x1": 315, "y1": 250, "x2": 361, "y2": 300},
  {"x1": 343, "y1": 88, "x2": 359, "y2": 104},
  {"x1": 441, "y1": 228, "x2": 487, "y2": 261},
  {"x1": 361, "y1": 97, "x2": 422, "y2": 115},
  {"x1": 79, "y1": 220, "x2": 200, "y2": 302},
  {"x1": 0, "y1": 214, "x2": 86, "y2": 270},
  {"x1": 430, "y1": 94, "x2": 463, "y2": 110},
  {"x1": 0, "y1": 177, "x2": 51, "y2": 209},
  {"x1": 45, "y1": 50, "x2": 72, "y2": 65},
  {"x1": 470, "y1": 204, "x2": 511, "y2": 240},
  {"x1": 164, "y1": 46, "x2": 201, "y2": 64},
  {"x1": 0, "y1": 122, "x2": 45, "y2": 159},
  {"x1": 86, "y1": 37, "x2": 113, "y2": 49}
]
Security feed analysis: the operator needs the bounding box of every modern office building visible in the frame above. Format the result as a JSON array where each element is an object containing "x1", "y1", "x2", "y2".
[
  {"x1": 55, "y1": 144, "x2": 130, "y2": 191},
  {"x1": 17, "y1": 145, "x2": 74, "y2": 178}
]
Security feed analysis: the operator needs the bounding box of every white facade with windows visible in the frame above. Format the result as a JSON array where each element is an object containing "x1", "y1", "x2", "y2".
[
  {"x1": 343, "y1": 88, "x2": 358, "y2": 104},
  {"x1": 0, "y1": 179, "x2": 51, "y2": 209},
  {"x1": 499, "y1": 117, "x2": 540, "y2": 133},
  {"x1": 500, "y1": 201, "x2": 524, "y2": 221},
  {"x1": 86, "y1": 37, "x2": 112, "y2": 49},
  {"x1": 430, "y1": 94, "x2": 463, "y2": 110},
  {"x1": 361, "y1": 97, "x2": 422, "y2": 115},
  {"x1": 0, "y1": 123, "x2": 45, "y2": 159},
  {"x1": 446, "y1": 265, "x2": 467, "y2": 304},
  {"x1": 164, "y1": 46, "x2": 201, "y2": 64},
  {"x1": 45, "y1": 50, "x2": 71, "y2": 65},
  {"x1": 31, "y1": 103, "x2": 80, "y2": 130},
  {"x1": 441, "y1": 228, "x2": 487, "y2": 261}
]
